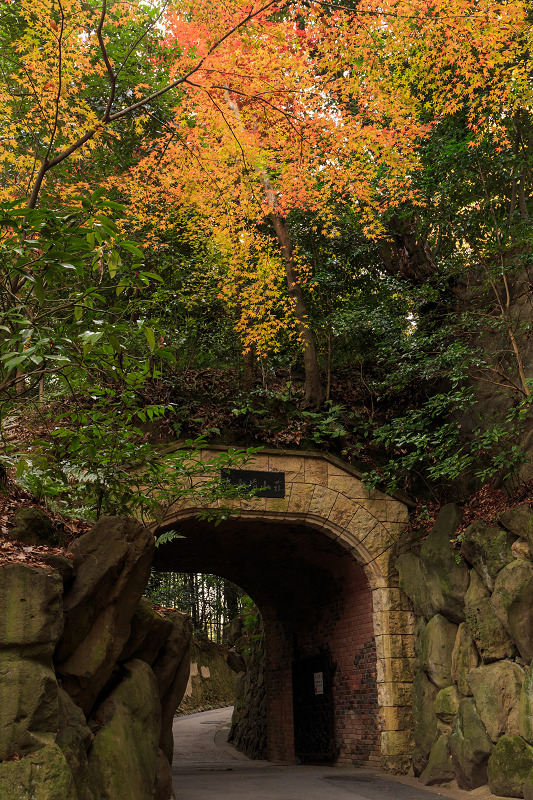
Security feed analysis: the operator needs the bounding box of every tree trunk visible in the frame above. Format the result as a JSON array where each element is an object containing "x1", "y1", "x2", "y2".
[{"x1": 269, "y1": 212, "x2": 324, "y2": 408}]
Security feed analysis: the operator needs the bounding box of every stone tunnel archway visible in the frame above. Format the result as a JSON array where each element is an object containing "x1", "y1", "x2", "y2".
[{"x1": 151, "y1": 448, "x2": 415, "y2": 773}]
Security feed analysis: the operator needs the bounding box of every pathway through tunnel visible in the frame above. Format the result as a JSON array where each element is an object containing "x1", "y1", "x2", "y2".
[
  {"x1": 170, "y1": 708, "x2": 493, "y2": 800},
  {"x1": 154, "y1": 514, "x2": 379, "y2": 767}
]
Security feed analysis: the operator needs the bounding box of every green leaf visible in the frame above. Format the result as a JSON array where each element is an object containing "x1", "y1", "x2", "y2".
[{"x1": 144, "y1": 326, "x2": 156, "y2": 352}]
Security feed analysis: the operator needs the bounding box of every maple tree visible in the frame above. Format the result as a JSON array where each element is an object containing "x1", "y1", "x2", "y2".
[{"x1": 0, "y1": 0, "x2": 532, "y2": 508}]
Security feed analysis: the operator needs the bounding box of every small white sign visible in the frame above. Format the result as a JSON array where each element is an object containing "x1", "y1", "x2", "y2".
[{"x1": 314, "y1": 671, "x2": 324, "y2": 695}]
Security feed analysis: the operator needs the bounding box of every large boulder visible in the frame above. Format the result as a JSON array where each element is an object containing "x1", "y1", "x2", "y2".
[
  {"x1": 411, "y1": 669, "x2": 439, "y2": 775},
  {"x1": 418, "y1": 615, "x2": 457, "y2": 689},
  {"x1": 57, "y1": 517, "x2": 155, "y2": 713},
  {"x1": 0, "y1": 743, "x2": 79, "y2": 800},
  {"x1": 451, "y1": 623, "x2": 479, "y2": 695},
  {"x1": 468, "y1": 660, "x2": 525, "y2": 742},
  {"x1": 119, "y1": 597, "x2": 174, "y2": 666},
  {"x1": 434, "y1": 686, "x2": 462, "y2": 726},
  {"x1": 500, "y1": 505, "x2": 533, "y2": 547},
  {"x1": 87, "y1": 659, "x2": 161, "y2": 800},
  {"x1": 519, "y1": 666, "x2": 533, "y2": 744},
  {"x1": 0, "y1": 564, "x2": 63, "y2": 760},
  {"x1": 152, "y1": 609, "x2": 193, "y2": 764},
  {"x1": 449, "y1": 698, "x2": 493, "y2": 790},
  {"x1": 55, "y1": 689, "x2": 92, "y2": 800},
  {"x1": 488, "y1": 735, "x2": 533, "y2": 798},
  {"x1": 419, "y1": 735, "x2": 455, "y2": 786},
  {"x1": 6, "y1": 507, "x2": 60, "y2": 547},
  {"x1": 460, "y1": 521, "x2": 515, "y2": 590},
  {"x1": 419, "y1": 504, "x2": 468, "y2": 622},
  {"x1": 492, "y1": 560, "x2": 533, "y2": 663},
  {"x1": 397, "y1": 505, "x2": 467, "y2": 623},
  {"x1": 465, "y1": 592, "x2": 514, "y2": 663}
]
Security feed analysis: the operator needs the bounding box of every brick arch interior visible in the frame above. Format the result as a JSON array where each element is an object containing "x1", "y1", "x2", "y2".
[{"x1": 152, "y1": 514, "x2": 380, "y2": 766}]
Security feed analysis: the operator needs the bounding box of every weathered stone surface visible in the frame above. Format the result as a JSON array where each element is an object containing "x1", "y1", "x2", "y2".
[
  {"x1": 39, "y1": 553, "x2": 75, "y2": 582},
  {"x1": 488, "y1": 735, "x2": 533, "y2": 798},
  {"x1": 419, "y1": 504, "x2": 468, "y2": 623},
  {"x1": 58, "y1": 517, "x2": 155, "y2": 713},
  {"x1": 465, "y1": 568, "x2": 489, "y2": 606},
  {"x1": 465, "y1": 591, "x2": 514, "y2": 663},
  {"x1": 7, "y1": 507, "x2": 59, "y2": 547},
  {"x1": 435, "y1": 686, "x2": 462, "y2": 725},
  {"x1": 88, "y1": 659, "x2": 161, "y2": 800},
  {"x1": 0, "y1": 654, "x2": 59, "y2": 759},
  {"x1": 468, "y1": 660, "x2": 525, "y2": 742},
  {"x1": 119, "y1": 597, "x2": 174, "y2": 666},
  {"x1": 514, "y1": 539, "x2": 533, "y2": 561},
  {"x1": 154, "y1": 748, "x2": 172, "y2": 800},
  {"x1": 419, "y1": 615, "x2": 457, "y2": 689},
  {"x1": 519, "y1": 666, "x2": 533, "y2": 744},
  {"x1": 0, "y1": 563, "x2": 63, "y2": 654},
  {"x1": 449, "y1": 698, "x2": 493, "y2": 790},
  {"x1": 59, "y1": 517, "x2": 154, "y2": 659},
  {"x1": 152, "y1": 609, "x2": 193, "y2": 764},
  {"x1": 524, "y1": 769, "x2": 533, "y2": 800},
  {"x1": 0, "y1": 563, "x2": 63, "y2": 761},
  {"x1": 419, "y1": 735, "x2": 455, "y2": 786},
  {"x1": 411, "y1": 669, "x2": 439, "y2": 775},
  {"x1": 396, "y1": 552, "x2": 436, "y2": 619},
  {"x1": 55, "y1": 688, "x2": 92, "y2": 800},
  {"x1": 460, "y1": 521, "x2": 515, "y2": 590},
  {"x1": 492, "y1": 560, "x2": 533, "y2": 663},
  {"x1": 0, "y1": 743, "x2": 78, "y2": 800},
  {"x1": 451, "y1": 623, "x2": 479, "y2": 695},
  {"x1": 397, "y1": 507, "x2": 467, "y2": 623},
  {"x1": 500, "y1": 505, "x2": 533, "y2": 545}
]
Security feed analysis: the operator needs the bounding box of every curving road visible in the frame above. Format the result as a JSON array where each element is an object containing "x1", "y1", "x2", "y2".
[{"x1": 171, "y1": 708, "x2": 505, "y2": 800}]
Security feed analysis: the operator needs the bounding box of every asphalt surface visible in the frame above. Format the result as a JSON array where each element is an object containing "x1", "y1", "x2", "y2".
[{"x1": 171, "y1": 708, "x2": 506, "y2": 800}]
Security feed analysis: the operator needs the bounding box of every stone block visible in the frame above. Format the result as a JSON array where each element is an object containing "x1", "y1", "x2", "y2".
[
  {"x1": 303, "y1": 458, "x2": 328, "y2": 486},
  {"x1": 377, "y1": 681, "x2": 413, "y2": 708},
  {"x1": 0, "y1": 564, "x2": 63, "y2": 654},
  {"x1": 379, "y1": 705, "x2": 413, "y2": 731},
  {"x1": 266, "y1": 455, "x2": 304, "y2": 483},
  {"x1": 328, "y1": 493, "x2": 356, "y2": 527},
  {"x1": 327, "y1": 475, "x2": 367, "y2": 499},
  {"x1": 308, "y1": 485, "x2": 337, "y2": 517},
  {"x1": 468, "y1": 660, "x2": 525, "y2": 742},
  {"x1": 286, "y1": 484, "x2": 314, "y2": 515},
  {"x1": 376, "y1": 656, "x2": 416, "y2": 683},
  {"x1": 380, "y1": 729, "x2": 415, "y2": 757}
]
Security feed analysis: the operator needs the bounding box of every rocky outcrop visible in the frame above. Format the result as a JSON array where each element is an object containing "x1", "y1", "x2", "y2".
[
  {"x1": 397, "y1": 503, "x2": 533, "y2": 796},
  {"x1": 227, "y1": 611, "x2": 267, "y2": 760},
  {"x1": 178, "y1": 637, "x2": 235, "y2": 715},
  {"x1": 0, "y1": 514, "x2": 193, "y2": 800}
]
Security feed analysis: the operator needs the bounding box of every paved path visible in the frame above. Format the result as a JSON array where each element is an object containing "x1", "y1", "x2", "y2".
[{"x1": 171, "y1": 708, "x2": 505, "y2": 800}]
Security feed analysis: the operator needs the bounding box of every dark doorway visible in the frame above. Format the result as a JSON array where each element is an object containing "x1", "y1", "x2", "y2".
[{"x1": 292, "y1": 652, "x2": 336, "y2": 763}]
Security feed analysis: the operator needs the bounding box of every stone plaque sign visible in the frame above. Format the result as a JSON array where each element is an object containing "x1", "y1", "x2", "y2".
[{"x1": 221, "y1": 468, "x2": 285, "y2": 498}]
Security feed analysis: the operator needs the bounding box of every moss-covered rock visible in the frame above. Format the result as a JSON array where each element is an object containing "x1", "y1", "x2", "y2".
[
  {"x1": 419, "y1": 614, "x2": 457, "y2": 689},
  {"x1": 465, "y1": 592, "x2": 514, "y2": 663},
  {"x1": 397, "y1": 506, "x2": 467, "y2": 623},
  {"x1": 488, "y1": 735, "x2": 533, "y2": 798},
  {"x1": 460, "y1": 521, "x2": 515, "y2": 590},
  {"x1": 58, "y1": 517, "x2": 155, "y2": 713},
  {"x1": 419, "y1": 504, "x2": 468, "y2": 623},
  {"x1": 419, "y1": 735, "x2": 455, "y2": 786},
  {"x1": 0, "y1": 744, "x2": 79, "y2": 800},
  {"x1": 500, "y1": 505, "x2": 533, "y2": 547},
  {"x1": 119, "y1": 597, "x2": 173, "y2": 666},
  {"x1": 435, "y1": 686, "x2": 462, "y2": 725},
  {"x1": 449, "y1": 698, "x2": 493, "y2": 790},
  {"x1": 179, "y1": 636, "x2": 235, "y2": 713},
  {"x1": 87, "y1": 659, "x2": 160, "y2": 800},
  {"x1": 492, "y1": 560, "x2": 533, "y2": 663},
  {"x1": 451, "y1": 622, "x2": 479, "y2": 695},
  {"x1": 7, "y1": 507, "x2": 59, "y2": 547},
  {"x1": 55, "y1": 689, "x2": 92, "y2": 800},
  {"x1": 468, "y1": 660, "x2": 525, "y2": 742},
  {"x1": 519, "y1": 666, "x2": 533, "y2": 744},
  {"x1": 411, "y1": 669, "x2": 439, "y2": 775}
]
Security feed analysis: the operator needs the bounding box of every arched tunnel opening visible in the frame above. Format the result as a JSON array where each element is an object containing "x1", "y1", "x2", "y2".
[{"x1": 152, "y1": 514, "x2": 380, "y2": 767}]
